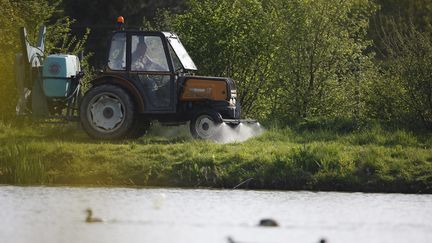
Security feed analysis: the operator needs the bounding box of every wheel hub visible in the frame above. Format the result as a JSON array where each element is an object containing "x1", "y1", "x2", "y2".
[
  {"x1": 89, "y1": 95, "x2": 124, "y2": 130},
  {"x1": 103, "y1": 107, "x2": 114, "y2": 119},
  {"x1": 195, "y1": 115, "x2": 218, "y2": 139},
  {"x1": 202, "y1": 122, "x2": 210, "y2": 131}
]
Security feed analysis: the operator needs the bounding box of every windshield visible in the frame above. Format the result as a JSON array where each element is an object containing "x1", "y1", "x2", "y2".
[{"x1": 166, "y1": 35, "x2": 197, "y2": 71}]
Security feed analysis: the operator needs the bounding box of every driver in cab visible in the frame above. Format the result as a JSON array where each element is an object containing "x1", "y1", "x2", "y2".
[{"x1": 131, "y1": 41, "x2": 166, "y2": 72}]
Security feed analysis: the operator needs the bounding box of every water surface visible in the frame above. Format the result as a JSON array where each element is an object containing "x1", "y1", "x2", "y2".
[{"x1": 0, "y1": 186, "x2": 431, "y2": 243}]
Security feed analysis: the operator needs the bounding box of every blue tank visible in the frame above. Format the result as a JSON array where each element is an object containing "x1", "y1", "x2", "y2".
[{"x1": 42, "y1": 54, "x2": 81, "y2": 97}]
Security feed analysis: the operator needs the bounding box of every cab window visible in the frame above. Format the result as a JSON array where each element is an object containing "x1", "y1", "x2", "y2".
[
  {"x1": 131, "y1": 35, "x2": 169, "y2": 72},
  {"x1": 108, "y1": 33, "x2": 126, "y2": 70}
]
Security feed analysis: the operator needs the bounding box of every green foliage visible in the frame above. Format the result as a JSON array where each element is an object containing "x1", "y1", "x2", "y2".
[
  {"x1": 0, "y1": 0, "x2": 59, "y2": 119},
  {"x1": 140, "y1": 0, "x2": 432, "y2": 130},
  {"x1": 375, "y1": 19, "x2": 432, "y2": 128},
  {"x1": 2, "y1": 0, "x2": 431, "y2": 130},
  {"x1": 374, "y1": 0, "x2": 432, "y2": 32},
  {"x1": 172, "y1": 0, "x2": 277, "y2": 118},
  {"x1": 46, "y1": 16, "x2": 93, "y2": 90},
  {"x1": 145, "y1": 0, "x2": 378, "y2": 122},
  {"x1": 46, "y1": 17, "x2": 90, "y2": 57},
  {"x1": 269, "y1": 0, "x2": 377, "y2": 122},
  {"x1": 0, "y1": 0, "x2": 91, "y2": 120}
]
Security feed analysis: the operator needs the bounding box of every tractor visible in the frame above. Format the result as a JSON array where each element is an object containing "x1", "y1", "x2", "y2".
[{"x1": 15, "y1": 17, "x2": 253, "y2": 140}]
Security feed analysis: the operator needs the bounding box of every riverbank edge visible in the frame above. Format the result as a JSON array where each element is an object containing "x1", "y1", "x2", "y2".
[
  {"x1": 1, "y1": 144, "x2": 431, "y2": 194},
  {"x1": 0, "y1": 182, "x2": 429, "y2": 195},
  {"x1": 1, "y1": 124, "x2": 431, "y2": 194}
]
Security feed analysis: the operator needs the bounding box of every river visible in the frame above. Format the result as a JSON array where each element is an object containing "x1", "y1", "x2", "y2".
[{"x1": 0, "y1": 186, "x2": 431, "y2": 243}]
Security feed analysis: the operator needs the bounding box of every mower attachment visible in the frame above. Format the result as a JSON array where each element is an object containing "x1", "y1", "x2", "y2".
[{"x1": 222, "y1": 119, "x2": 258, "y2": 125}]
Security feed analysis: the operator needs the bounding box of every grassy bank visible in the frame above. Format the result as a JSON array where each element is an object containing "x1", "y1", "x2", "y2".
[{"x1": 0, "y1": 121, "x2": 431, "y2": 193}]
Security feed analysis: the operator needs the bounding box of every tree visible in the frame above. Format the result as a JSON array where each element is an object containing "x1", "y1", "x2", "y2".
[
  {"x1": 61, "y1": 0, "x2": 186, "y2": 67},
  {"x1": 153, "y1": 0, "x2": 377, "y2": 122},
  {"x1": 370, "y1": 18, "x2": 432, "y2": 128},
  {"x1": 0, "y1": 0, "x2": 58, "y2": 119},
  {"x1": 269, "y1": 0, "x2": 377, "y2": 122},
  {"x1": 173, "y1": 0, "x2": 279, "y2": 118},
  {"x1": 0, "y1": 0, "x2": 90, "y2": 120}
]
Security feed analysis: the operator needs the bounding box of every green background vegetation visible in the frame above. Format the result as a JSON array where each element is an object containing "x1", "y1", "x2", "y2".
[
  {"x1": 0, "y1": 0, "x2": 431, "y2": 192},
  {"x1": 1, "y1": 0, "x2": 432, "y2": 129}
]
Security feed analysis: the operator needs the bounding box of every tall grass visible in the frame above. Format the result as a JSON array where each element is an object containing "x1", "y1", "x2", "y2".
[
  {"x1": 0, "y1": 121, "x2": 431, "y2": 193},
  {"x1": 0, "y1": 142, "x2": 46, "y2": 184}
]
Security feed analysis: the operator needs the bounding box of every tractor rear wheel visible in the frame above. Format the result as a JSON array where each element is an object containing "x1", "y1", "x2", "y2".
[
  {"x1": 190, "y1": 110, "x2": 223, "y2": 140},
  {"x1": 80, "y1": 84, "x2": 135, "y2": 140}
]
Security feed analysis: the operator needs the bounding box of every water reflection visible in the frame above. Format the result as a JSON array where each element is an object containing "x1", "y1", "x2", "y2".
[{"x1": 0, "y1": 186, "x2": 431, "y2": 243}]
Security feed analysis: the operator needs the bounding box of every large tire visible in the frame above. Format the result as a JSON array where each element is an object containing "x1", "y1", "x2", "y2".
[
  {"x1": 190, "y1": 110, "x2": 223, "y2": 140},
  {"x1": 80, "y1": 84, "x2": 135, "y2": 139}
]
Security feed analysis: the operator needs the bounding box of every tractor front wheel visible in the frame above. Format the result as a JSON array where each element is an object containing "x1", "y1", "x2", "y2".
[
  {"x1": 190, "y1": 110, "x2": 222, "y2": 140},
  {"x1": 80, "y1": 84, "x2": 135, "y2": 140}
]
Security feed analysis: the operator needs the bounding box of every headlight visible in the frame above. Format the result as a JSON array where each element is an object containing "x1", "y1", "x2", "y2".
[
  {"x1": 229, "y1": 97, "x2": 236, "y2": 106},
  {"x1": 229, "y1": 90, "x2": 237, "y2": 106}
]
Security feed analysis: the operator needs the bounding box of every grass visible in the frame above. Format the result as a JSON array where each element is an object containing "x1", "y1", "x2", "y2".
[{"x1": 0, "y1": 121, "x2": 431, "y2": 193}]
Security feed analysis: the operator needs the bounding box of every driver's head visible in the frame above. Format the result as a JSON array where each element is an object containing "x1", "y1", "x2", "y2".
[{"x1": 135, "y1": 41, "x2": 147, "y2": 56}]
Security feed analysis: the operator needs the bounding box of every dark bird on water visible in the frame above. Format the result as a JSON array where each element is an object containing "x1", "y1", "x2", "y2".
[
  {"x1": 85, "y1": 208, "x2": 103, "y2": 223},
  {"x1": 227, "y1": 236, "x2": 236, "y2": 243},
  {"x1": 258, "y1": 218, "x2": 279, "y2": 227}
]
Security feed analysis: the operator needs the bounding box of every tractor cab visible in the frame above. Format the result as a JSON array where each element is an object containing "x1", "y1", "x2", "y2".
[
  {"x1": 100, "y1": 30, "x2": 197, "y2": 113},
  {"x1": 106, "y1": 31, "x2": 197, "y2": 73}
]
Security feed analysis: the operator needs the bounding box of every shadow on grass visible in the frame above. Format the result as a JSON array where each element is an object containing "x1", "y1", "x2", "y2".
[{"x1": 0, "y1": 122, "x2": 194, "y2": 145}]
